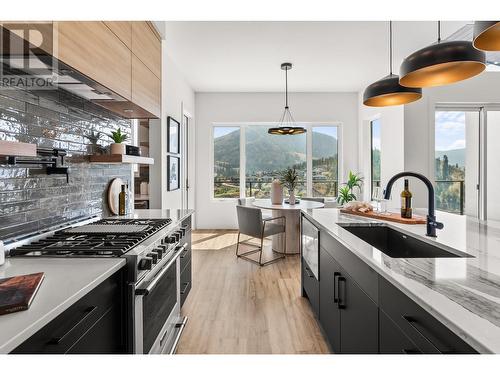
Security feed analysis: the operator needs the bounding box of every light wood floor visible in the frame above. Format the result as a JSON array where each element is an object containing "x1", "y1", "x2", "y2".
[{"x1": 176, "y1": 230, "x2": 330, "y2": 354}]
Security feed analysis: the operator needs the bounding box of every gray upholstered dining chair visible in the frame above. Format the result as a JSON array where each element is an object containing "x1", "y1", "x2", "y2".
[
  {"x1": 235, "y1": 205, "x2": 286, "y2": 266},
  {"x1": 238, "y1": 197, "x2": 271, "y2": 219},
  {"x1": 301, "y1": 197, "x2": 325, "y2": 203}
]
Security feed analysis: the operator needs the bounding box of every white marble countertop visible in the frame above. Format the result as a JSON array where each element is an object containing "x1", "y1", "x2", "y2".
[
  {"x1": 301, "y1": 208, "x2": 500, "y2": 353},
  {"x1": 117, "y1": 208, "x2": 194, "y2": 223},
  {"x1": 0, "y1": 257, "x2": 125, "y2": 353}
]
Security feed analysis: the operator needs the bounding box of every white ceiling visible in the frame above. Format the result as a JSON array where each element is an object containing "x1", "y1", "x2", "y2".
[{"x1": 162, "y1": 21, "x2": 471, "y2": 93}]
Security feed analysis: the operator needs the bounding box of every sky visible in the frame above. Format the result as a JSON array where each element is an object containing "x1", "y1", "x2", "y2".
[
  {"x1": 371, "y1": 118, "x2": 381, "y2": 150},
  {"x1": 435, "y1": 111, "x2": 467, "y2": 151},
  {"x1": 214, "y1": 127, "x2": 239, "y2": 138}
]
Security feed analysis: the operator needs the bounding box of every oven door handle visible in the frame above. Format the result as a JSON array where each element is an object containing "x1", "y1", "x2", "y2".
[{"x1": 136, "y1": 244, "x2": 186, "y2": 296}]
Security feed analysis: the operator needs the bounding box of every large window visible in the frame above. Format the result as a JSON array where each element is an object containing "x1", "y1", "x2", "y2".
[
  {"x1": 370, "y1": 119, "x2": 381, "y2": 197},
  {"x1": 212, "y1": 123, "x2": 340, "y2": 199},
  {"x1": 245, "y1": 126, "x2": 306, "y2": 198},
  {"x1": 213, "y1": 126, "x2": 240, "y2": 198},
  {"x1": 434, "y1": 111, "x2": 470, "y2": 215}
]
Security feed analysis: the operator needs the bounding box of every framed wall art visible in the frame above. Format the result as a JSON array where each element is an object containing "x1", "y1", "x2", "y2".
[
  {"x1": 167, "y1": 116, "x2": 180, "y2": 154},
  {"x1": 167, "y1": 155, "x2": 180, "y2": 191}
]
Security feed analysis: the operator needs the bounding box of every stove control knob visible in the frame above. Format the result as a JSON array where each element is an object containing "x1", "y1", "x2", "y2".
[
  {"x1": 167, "y1": 236, "x2": 177, "y2": 244},
  {"x1": 177, "y1": 230, "x2": 184, "y2": 238},
  {"x1": 138, "y1": 257, "x2": 153, "y2": 271},
  {"x1": 147, "y1": 252, "x2": 158, "y2": 264},
  {"x1": 153, "y1": 248, "x2": 164, "y2": 259}
]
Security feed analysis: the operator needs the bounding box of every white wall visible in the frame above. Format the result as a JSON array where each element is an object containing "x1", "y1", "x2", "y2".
[
  {"x1": 195, "y1": 92, "x2": 359, "y2": 229},
  {"x1": 487, "y1": 111, "x2": 500, "y2": 220},
  {"x1": 358, "y1": 92, "x2": 405, "y2": 208},
  {"x1": 150, "y1": 45, "x2": 196, "y2": 211},
  {"x1": 404, "y1": 72, "x2": 500, "y2": 208}
]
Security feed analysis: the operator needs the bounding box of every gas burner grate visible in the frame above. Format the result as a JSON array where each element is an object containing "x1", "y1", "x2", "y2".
[{"x1": 9, "y1": 218, "x2": 173, "y2": 258}]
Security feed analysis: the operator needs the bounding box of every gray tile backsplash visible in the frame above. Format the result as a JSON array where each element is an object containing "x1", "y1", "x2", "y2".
[{"x1": 0, "y1": 71, "x2": 133, "y2": 241}]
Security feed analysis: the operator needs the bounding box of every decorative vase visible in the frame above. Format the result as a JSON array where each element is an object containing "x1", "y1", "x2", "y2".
[
  {"x1": 288, "y1": 189, "x2": 296, "y2": 205},
  {"x1": 110, "y1": 143, "x2": 125, "y2": 155},
  {"x1": 271, "y1": 179, "x2": 283, "y2": 204}
]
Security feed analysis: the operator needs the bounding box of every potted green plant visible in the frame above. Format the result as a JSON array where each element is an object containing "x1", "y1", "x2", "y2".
[
  {"x1": 85, "y1": 129, "x2": 104, "y2": 155},
  {"x1": 280, "y1": 167, "x2": 299, "y2": 205},
  {"x1": 108, "y1": 128, "x2": 127, "y2": 155},
  {"x1": 337, "y1": 171, "x2": 364, "y2": 206}
]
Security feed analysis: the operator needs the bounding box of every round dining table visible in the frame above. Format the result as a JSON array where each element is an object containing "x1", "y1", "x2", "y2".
[{"x1": 252, "y1": 200, "x2": 325, "y2": 254}]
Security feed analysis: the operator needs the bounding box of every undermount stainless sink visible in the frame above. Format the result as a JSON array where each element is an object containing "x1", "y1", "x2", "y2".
[{"x1": 338, "y1": 224, "x2": 472, "y2": 258}]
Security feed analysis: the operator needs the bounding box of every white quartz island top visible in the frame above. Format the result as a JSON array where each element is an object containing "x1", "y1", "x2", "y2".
[
  {"x1": 302, "y1": 208, "x2": 500, "y2": 353},
  {"x1": 0, "y1": 257, "x2": 125, "y2": 353}
]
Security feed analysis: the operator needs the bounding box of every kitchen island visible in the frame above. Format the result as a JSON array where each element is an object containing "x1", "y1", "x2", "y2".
[{"x1": 301, "y1": 208, "x2": 500, "y2": 354}]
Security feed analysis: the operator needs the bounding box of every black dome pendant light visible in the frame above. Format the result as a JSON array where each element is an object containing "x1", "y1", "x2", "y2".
[
  {"x1": 400, "y1": 21, "x2": 486, "y2": 88},
  {"x1": 363, "y1": 21, "x2": 422, "y2": 107},
  {"x1": 268, "y1": 63, "x2": 306, "y2": 135},
  {"x1": 473, "y1": 21, "x2": 500, "y2": 51}
]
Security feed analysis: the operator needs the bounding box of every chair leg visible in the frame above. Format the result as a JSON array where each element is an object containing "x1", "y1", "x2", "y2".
[
  {"x1": 235, "y1": 231, "x2": 241, "y2": 256},
  {"x1": 258, "y1": 234, "x2": 264, "y2": 265}
]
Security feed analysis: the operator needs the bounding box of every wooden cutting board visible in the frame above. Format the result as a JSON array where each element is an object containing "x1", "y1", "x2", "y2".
[
  {"x1": 107, "y1": 178, "x2": 124, "y2": 215},
  {"x1": 340, "y1": 209, "x2": 427, "y2": 224}
]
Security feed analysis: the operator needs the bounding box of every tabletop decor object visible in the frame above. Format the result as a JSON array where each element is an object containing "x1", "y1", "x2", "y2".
[
  {"x1": 108, "y1": 128, "x2": 127, "y2": 155},
  {"x1": 337, "y1": 171, "x2": 363, "y2": 206},
  {"x1": 280, "y1": 167, "x2": 299, "y2": 205},
  {"x1": 85, "y1": 129, "x2": 104, "y2": 155},
  {"x1": 271, "y1": 179, "x2": 284, "y2": 204}
]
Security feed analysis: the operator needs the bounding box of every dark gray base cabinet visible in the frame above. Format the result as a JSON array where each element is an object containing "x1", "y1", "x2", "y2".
[
  {"x1": 379, "y1": 310, "x2": 421, "y2": 354},
  {"x1": 379, "y1": 277, "x2": 477, "y2": 354},
  {"x1": 302, "y1": 260, "x2": 319, "y2": 317},
  {"x1": 11, "y1": 269, "x2": 126, "y2": 354},
  {"x1": 319, "y1": 247, "x2": 378, "y2": 353}
]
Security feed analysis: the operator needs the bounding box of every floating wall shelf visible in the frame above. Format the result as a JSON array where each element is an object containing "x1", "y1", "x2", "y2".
[
  {"x1": 0, "y1": 140, "x2": 37, "y2": 157},
  {"x1": 89, "y1": 154, "x2": 154, "y2": 165}
]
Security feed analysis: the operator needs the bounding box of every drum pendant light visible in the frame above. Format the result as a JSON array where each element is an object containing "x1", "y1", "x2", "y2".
[
  {"x1": 473, "y1": 21, "x2": 500, "y2": 51},
  {"x1": 363, "y1": 21, "x2": 422, "y2": 107},
  {"x1": 268, "y1": 63, "x2": 306, "y2": 135},
  {"x1": 400, "y1": 21, "x2": 486, "y2": 88}
]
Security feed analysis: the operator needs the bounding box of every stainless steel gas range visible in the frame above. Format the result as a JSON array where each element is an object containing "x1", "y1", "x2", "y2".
[{"x1": 8, "y1": 215, "x2": 192, "y2": 354}]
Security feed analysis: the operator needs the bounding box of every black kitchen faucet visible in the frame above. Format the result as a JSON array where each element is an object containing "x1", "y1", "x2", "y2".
[{"x1": 383, "y1": 171, "x2": 444, "y2": 237}]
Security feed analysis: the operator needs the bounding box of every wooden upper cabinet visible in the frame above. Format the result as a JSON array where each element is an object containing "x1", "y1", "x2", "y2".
[
  {"x1": 55, "y1": 21, "x2": 132, "y2": 100},
  {"x1": 131, "y1": 22, "x2": 161, "y2": 78},
  {"x1": 132, "y1": 55, "x2": 160, "y2": 118},
  {"x1": 103, "y1": 21, "x2": 132, "y2": 49}
]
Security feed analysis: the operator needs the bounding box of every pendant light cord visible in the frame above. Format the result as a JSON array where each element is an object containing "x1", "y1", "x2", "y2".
[
  {"x1": 285, "y1": 67, "x2": 288, "y2": 109},
  {"x1": 437, "y1": 20, "x2": 441, "y2": 43},
  {"x1": 389, "y1": 20, "x2": 393, "y2": 75}
]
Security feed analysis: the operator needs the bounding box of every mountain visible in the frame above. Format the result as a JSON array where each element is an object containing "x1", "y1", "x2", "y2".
[
  {"x1": 214, "y1": 127, "x2": 338, "y2": 174},
  {"x1": 435, "y1": 148, "x2": 465, "y2": 167}
]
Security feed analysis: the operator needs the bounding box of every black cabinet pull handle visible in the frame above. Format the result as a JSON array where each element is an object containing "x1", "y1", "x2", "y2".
[
  {"x1": 333, "y1": 272, "x2": 341, "y2": 302},
  {"x1": 304, "y1": 266, "x2": 314, "y2": 278},
  {"x1": 181, "y1": 246, "x2": 189, "y2": 258},
  {"x1": 402, "y1": 348, "x2": 422, "y2": 354},
  {"x1": 47, "y1": 305, "x2": 97, "y2": 345},
  {"x1": 337, "y1": 276, "x2": 346, "y2": 309},
  {"x1": 180, "y1": 282, "x2": 190, "y2": 294},
  {"x1": 402, "y1": 315, "x2": 441, "y2": 353}
]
